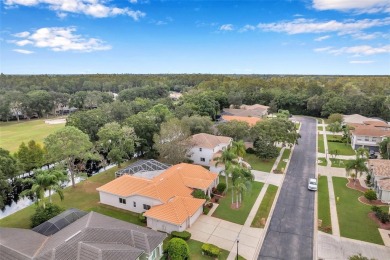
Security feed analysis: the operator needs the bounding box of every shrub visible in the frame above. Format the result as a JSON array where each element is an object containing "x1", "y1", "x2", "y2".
[
  {"x1": 371, "y1": 206, "x2": 381, "y2": 213},
  {"x1": 365, "y1": 174, "x2": 371, "y2": 183},
  {"x1": 30, "y1": 204, "x2": 64, "y2": 228},
  {"x1": 201, "y1": 243, "x2": 221, "y2": 258},
  {"x1": 348, "y1": 253, "x2": 375, "y2": 260},
  {"x1": 138, "y1": 213, "x2": 146, "y2": 223},
  {"x1": 171, "y1": 231, "x2": 191, "y2": 241},
  {"x1": 203, "y1": 207, "x2": 210, "y2": 215},
  {"x1": 246, "y1": 147, "x2": 255, "y2": 154},
  {"x1": 216, "y1": 183, "x2": 226, "y2": 193},
  {"x1": 375, "y1": 211, "x2": 390, "y2": 224},
  {"x1": 167, "y1": 238, "x2": 189, "y2": 260},
  {"x1": 364, "y1": 190, "x2": 377, "y2": 201},
  {"x1": 192, "y1": 189, "x2": 207, "y2": 199}
]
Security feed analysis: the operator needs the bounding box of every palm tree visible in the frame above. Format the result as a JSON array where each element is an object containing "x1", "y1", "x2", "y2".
[
  {"x1": 231, "y1": 140, "x2": 246, "y2": 160},
  {"x1": 214, "y1": 149, "x2": 238, "y2": 189},
  {"x1": 356, "y1": 147, "x2": 369, "y2": 159},
  {"x1": 21, "y1": 168, "x2": 68, "y2": 208},
  {"x1": 345, "y1": 157, "x2": 368, "y2": 184},
  {"x1": 231, "y1": 166, "x2": 254, "y2": 207}
]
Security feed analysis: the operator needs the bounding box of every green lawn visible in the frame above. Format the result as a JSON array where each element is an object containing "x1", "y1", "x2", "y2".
[
  {"x1": 327, "y1": 135, "x2": 355, "y2": 156},
  {"x1": 333, "y1": 177, "x2": 386, "y2": 244},
  {"x1": 317, "y1": 176, "x2": 331, "y2": 234},
  {"x1": 0, "y1": 161, "x2": 139, "y2": 229},
  {"x1": 330, "y1": 158, "x2": 354, "y2": 168},
  {"x1": 318, "y1": 134, "x2": 325, "y2": 153},
  {"x1": 244, "y1": 150, "x2": 280, "y2": 173},
  {"x1": 251, "y1": 185, "x2": 278, "y2": 228},
  {"x1": 275, "y1": 149, "x2": 291, "y2": 172},
  {"x1": 0, "y1": 118, "x2": 65, "y2": 153},
  {"x1": 317, "y1": 157, "x2": 327, "y2": 166},
  {"x1": 317, "y1": 126, "x2": 323, "y2": 131},
  {"x1": 213, "y1": 177, "x2": 263, "y2": 225}
]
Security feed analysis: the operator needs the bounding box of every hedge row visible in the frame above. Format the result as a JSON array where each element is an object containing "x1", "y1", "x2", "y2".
[
  {"x1": 201, "y1": 243, "x2": 220, "y2": 257},
  {"x1": 171, "y1": 231, "x2": 191, "y2": 241}
]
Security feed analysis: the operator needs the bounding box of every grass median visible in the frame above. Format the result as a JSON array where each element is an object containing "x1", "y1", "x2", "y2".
[
  {"x1": 251, "y1": 184, "x2": 278, "y2": 228},
  {"x1": 317, "y1": 176, "x2": 331, "y2": 233}
]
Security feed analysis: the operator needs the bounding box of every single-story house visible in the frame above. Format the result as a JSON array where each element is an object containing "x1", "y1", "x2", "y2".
[
  {"x1": 0, "y1": 211, "x2": 166, "y2": 260},
  {"x1": 349, "y1": 120, "x2": 390, "y2": 152},
  {"x1": 343, "y1": 114, "x2": 384, "y2": 125},
  {"x1": 188, "y1": 133, "x2": 232, "y2": 173},
  {"x1": 369, "y1": 159, "x2": 390, "y2": 203},
  {"x1": 97, "y1": 163, "x2": 218, "y2": 233},
  {"x1": 221, "y1": 115, "x2": 261, "y2": 126},
  {"x1": 223, "y1": 104, "x2": 269, "y2": 118}
]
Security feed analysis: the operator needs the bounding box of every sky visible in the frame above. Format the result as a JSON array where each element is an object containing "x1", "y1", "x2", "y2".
[{"x1": 0, "y1": 0, "x2": 389, "y2": 75}]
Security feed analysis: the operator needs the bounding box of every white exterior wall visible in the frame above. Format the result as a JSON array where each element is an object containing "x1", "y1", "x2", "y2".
[
  {"x1": 99, "y1": 192, "x2": 161, "y2": 213},
  {"x1": 189, "y1": 206, "x2": 203, "y2": 226},
  {"x1": 189, "y1": 147, "x2": 214, "y2": 166},
  {"x1": 351, "y1": 134, "x2": 383, "y2": 149},
  {"x1": 147, "y1": 218, "x2": 184, "y2": 233},
  {"x1": 379, "y1": 190, "x2": 390, "y2": 203},
  {"x1": 210, "y1": 165, "x2": 224, "y2": 174}
]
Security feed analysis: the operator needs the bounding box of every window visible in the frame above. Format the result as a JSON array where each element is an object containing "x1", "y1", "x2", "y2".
[
  {"x1": 133, "y1": 201, "x2": 136, "y2": 207},
  {"x1": 199, "y1": 148, "x2": 202, "y2": 152},
  {"x1": 200, "y1": 157, "x2": 205, "y2": 162},
  {"x1": 143, "y1": 204, "x2": 151, "y2": 210},
  {"x1": 119, "y1": 198, "x2": 126, "y2": 204},
  {"x1": 365, "y1": 136, "x2": 369, "y2": 141}
]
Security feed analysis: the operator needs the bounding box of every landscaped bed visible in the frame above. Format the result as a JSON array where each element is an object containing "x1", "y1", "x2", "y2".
[
  {"x1": 332, "y1": 177, "x2": 386, "y2": 244},
  {"x1": 244, "y1": 152, "x2": 279, "y2": 173},
  {"x1": 317, "y1": 176, "x2": 331, "y2": 233},
  {"x1": 212, "y1": 177, "x2": 264, "y2": 225},
  {"x1": 0, "y1": 161, "x2": 140, "y2": 228},
  {"x1": 251, "y1": 184, "x2": 278, "y2": 228}
]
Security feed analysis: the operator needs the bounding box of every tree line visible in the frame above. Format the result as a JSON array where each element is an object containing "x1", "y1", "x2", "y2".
[{"x1": 0, "y1": 74, "x2": 389, "y2": 121}]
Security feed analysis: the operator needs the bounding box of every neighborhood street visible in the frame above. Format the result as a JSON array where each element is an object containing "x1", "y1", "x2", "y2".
[{"x1": 258, "y1": 116, "x2": 317, "y2": 260}]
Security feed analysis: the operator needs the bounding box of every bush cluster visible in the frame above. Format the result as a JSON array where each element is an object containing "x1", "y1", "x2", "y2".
[
  {"x1": 216, "y1": 183, "x2": 226, "y2": 193},
  {"x1": 201, "y1": 243, "x2": 221, "y2": 257},
  {"x1": 364, "y1": 190, "x2": 377, "y2": 201},
  {"x1": 30, "y1": 204, "x2": 64, "y2": 228},
  {"x1": 371, "y1": 206, "x2": 390, "y2": 224},
  {"x1": 167, "y1": 238, "x2": 189, "y2": 260},
  {"x1": 171, "y1": 231, "x2": 191, "y2": 241},
  {"x1": 138, "y1": 213, "x2": 146, "y2": 223}
]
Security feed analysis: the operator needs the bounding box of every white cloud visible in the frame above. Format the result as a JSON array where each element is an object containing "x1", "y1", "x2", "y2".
[
  {"x1": 314, "y1": 35, "x2": 331, "y2": 41},
  {"x1": 13, "y1": 49, "x2": 34, "y2": 54},
  {"x1": 315, "y1": 45, "x2": 390, "y2": 56},
  {"x1": 129, "y1": 0, "x2": 137, "y2": 3},
  {"x1": 4, "y1": 0, "x2": 146, "y2": 20},
  {"x1": 13, "y1": 31, "x2": 30, "y2": 37},
  {"x1": 349, "y1": 60, "x2": 375, "y2": 64},
  {"x1": 257, "y1": 17, "x2": 390, "y2": 35},
  {"x1": 239, "y1": 25, "x2": 256, "y2": 32},
  {"x1": 220, "y1": 24, "x2": 234, "y2": 31},
  {"x1": 313, "y1": 0, "x2": 390, "y2": 13},
  {"x1": 11, "y1": 27, "x2": 111, "y2": 52}
]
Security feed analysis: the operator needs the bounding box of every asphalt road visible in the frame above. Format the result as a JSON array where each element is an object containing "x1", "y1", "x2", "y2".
[{"x1": 258, "y1": 116, "x2": 317, "y2": 260}]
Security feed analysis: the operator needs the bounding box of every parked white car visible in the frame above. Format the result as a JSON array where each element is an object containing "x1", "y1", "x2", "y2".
[{"x1": 308, "y1": 178, "x2": 318, "y2": 191}]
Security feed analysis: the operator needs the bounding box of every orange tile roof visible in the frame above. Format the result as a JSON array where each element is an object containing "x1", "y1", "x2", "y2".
[
  {"x1": 97, "y1": 163, "x2": 218, "y2": 201},
  {"x1": 191, "y1": 133, "x2": 232, "y2": 149},
  {"x1": 222, "y1": 115, "x2": 261, "y2": 126},
  {"x1": 363, "y1": 121, "x2": 390, "y2": 128},
  {"x1": 351, "y1": 124, "x2": 390, "y2": 137},
  {"x1": 369, "y1": 159, "x2": 390, "y2": 178},
  {"x1": 143, "y1": 196, "x2": 205, "y2": 225}
]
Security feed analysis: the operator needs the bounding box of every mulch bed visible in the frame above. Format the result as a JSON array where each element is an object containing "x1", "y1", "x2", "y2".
[
  {"x1": 346, "y1": 178, "x2": 367, "y2": 192},
  {"x1": 368, "y1": 212, "x2": 390, "y2": 230},
  {"x1": 358, "y1": 196, "x2": 388, "y2": 206}
]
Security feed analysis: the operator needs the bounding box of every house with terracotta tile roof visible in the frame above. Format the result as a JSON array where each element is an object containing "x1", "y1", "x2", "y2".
[
  {"x1": 188, "y1": 133, "x2": 232, "y2": 172},
  {"x1": 221, "y1": 115, "x2": 262, "y2": 126},
  {"x1": 369, "y1": 159, "x2": 390, "y2": 203},
  {"x1": 97, "y1": 163, "x2": 218, "y2": 233},
  {"x1": 349, "y1": 120, "x2": 390, "y2": 152}
]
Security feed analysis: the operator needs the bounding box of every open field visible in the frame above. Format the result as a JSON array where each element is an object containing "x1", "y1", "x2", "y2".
[
  {"x1": 212, "y1": 177, "x2": 263, "y2": 225},
  {"x1": 327, "y1": 135, "x2": 355, "y2": 156},
  {"x1": 332, "y1": 177, "x2": 386, "y2": 244},
  {"x1": 317, "y1": 176, "x2": 331, "y2": 233},
  {"x1": 0, "y1": 160, "x2": 136, "y2": 228},
  {"x1": 244, "y1": 149, "x2": 280, "y2": 173},
  {"x1": 0, "y1": 118, "x2": 66, "y2": 153},
  {"x1": 251, "y1": 184, "x2": 278, "y2": 228}
]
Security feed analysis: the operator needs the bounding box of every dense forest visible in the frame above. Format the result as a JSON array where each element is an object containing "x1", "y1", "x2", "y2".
[{"x1": 1, "y1": 74, "x2": 389, "y2": 121}]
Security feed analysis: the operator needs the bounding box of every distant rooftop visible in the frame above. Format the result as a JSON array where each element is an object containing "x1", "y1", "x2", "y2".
[{"x1": 115, "y1": 159, "x2": 171, "y2": 178}]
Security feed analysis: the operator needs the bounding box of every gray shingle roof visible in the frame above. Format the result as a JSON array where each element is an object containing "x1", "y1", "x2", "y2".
[{"x1": 0, "y1": 211, "x2": 166, "y2": 260}]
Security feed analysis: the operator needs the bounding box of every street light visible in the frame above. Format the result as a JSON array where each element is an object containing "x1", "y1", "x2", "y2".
[{"x1": 236, "y1": 236, "x2": 239, "y2": 260}]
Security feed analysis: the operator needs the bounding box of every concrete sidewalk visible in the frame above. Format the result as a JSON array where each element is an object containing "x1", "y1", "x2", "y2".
[
  {"x1": 318, "y1": 232, "x2": 390, "y2": 260},
  {"x1": 327, "y1": 176, "x2": 340, "y2": 236},
  {"x1": 317, "y1": 153, "x2": 356, "y2": 160}
]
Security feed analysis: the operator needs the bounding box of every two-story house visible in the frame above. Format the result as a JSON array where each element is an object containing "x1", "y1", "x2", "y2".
[
  {"x1": 349, "y1": 121, "x2": 390, "y2": 152},
  {"x1": 369, "y1": 159, "x2": 390, "y2": 203},
  {"x1": 188, "y1": 133, "x2": 232, "y2": 172}
]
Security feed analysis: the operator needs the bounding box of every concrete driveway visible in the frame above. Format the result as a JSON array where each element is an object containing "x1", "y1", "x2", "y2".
[
  {"x1": 187, "y1": 215, "x2": 263, "y2": 260},
  {"x1": 252, "y1": 170, "x2": 284, "y2": 186}
]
